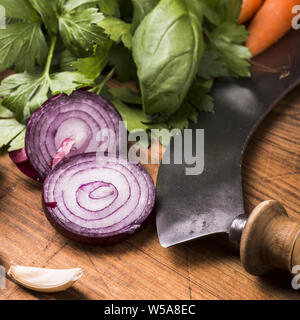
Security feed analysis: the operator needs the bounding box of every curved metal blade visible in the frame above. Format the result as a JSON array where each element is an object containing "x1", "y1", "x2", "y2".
[{"x1": 156, "y1": 31, "x2": 300, "y2": 248}]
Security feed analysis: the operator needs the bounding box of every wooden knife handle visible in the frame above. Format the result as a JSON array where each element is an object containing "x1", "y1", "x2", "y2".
[{"x1": 239, "y1": 200, "x2": 300, "y2": 276}]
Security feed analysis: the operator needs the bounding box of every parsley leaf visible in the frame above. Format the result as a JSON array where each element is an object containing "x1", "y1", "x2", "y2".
[
  {"x1": 28, "y1": 0, "x2": 58, "y2": 34},
  {"x1": 0, "y1": 103, "x2": 13, "y2": 117},
  {"x1": 163, "y1": 78, "x2": 215, "y2": 130},
  {"x1": 72, "y1": 42, "x2": 112, "y2": 80},
  {"x1": 0, "y1": 70, "x2": 93, "y2": 121},
  {"x1": 166, "y1": 101, "x2": 198, "y2": 130},
  {"x1": 0, "y1": 0, "x2": 251, "y2": 139},
  {"x1": 212, "y1": 21, "x2": 249, "y2": 43},
  {"x1": 0, "y1": 0, "x2": 39, "y2": 21},
  {"x1": 188, "y1": 79, "x2": 214, "y2": 113},
  {"x1": 200, "y1": 2, "x2": 221, "y2": 25},
  {"x1": 201, "y1": 0, "x2": 251, "y2": 79},
  {"x1": 202, "y1": 18, "x2": 251, "y2": 78},
  {"x1": 109, "y1": 87, "x2": 142, "y2": 105},
  {"x1": 60, "y1": 50, "x2": 76, "y2": 71},
  {"x1": 0, "y1": 102, "x2": 26, "y2": 150},
  {"x1": 201, "y1": 0, "x2": 242, "y2": 23},
  {"x1": 0, "y1": 33, "x2": 94, "y2": 122},
  {"x1": 8, "y1": 129, "x2": 25, "y2": 152},
  {"x1": 0, "y1": 0, "x2": 48, "y2": 72},
  {"x1": 50, "y1": 71, "x2": 95, "y2": 94},
  {"x1": 208, "y1": 29, "x2": 251, "y2": 77},
  {"x1": 110, "y1": 98, "x2": 149, "y2": 132},
  {"x1": 101, "y1": 85, "x2": 151, "y2": 133},
  {"x1": 0, "y1": 72, "x2": 49, "y2": 121},
  {"x1": 98, "y1": 17, "x2": 132, "y2": 49},
  {"x1": 58, "y1": 7, "x2": 107, "y2": 57},
  {"x1": 198, "y1": 47, "x2": 229, "y2": 79},
  {"x1": 63, "y1": 0, "x2": 100, "y2": 12},
  {"x1": 0, "y1": 119, "x2": 25, "y2": 150}
]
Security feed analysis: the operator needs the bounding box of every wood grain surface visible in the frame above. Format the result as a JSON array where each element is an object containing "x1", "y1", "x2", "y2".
[{"x1": 0, "y1": 81, "x2": 300, "y2": 300}]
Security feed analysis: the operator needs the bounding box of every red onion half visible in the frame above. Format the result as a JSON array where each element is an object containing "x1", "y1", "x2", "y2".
[
  {"x1": 42, "y1": 153, "x2": 155, "y2": 245},
  {"x1": 25, "y1": 91, "x2": 124, "y2": 181}
]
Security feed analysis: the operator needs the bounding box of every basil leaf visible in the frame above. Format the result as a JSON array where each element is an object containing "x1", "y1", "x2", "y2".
[
  {"x1": 132, "y1": 0, "x2": 204, "y2": 121},
  {"x1": 131, "y1": 0, "x2": 159, "y2": 32}
]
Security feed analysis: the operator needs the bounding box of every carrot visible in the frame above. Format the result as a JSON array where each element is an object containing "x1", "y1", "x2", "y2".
[
  {"x1": 246, "y1": 0, "x2": 300, "y2": 57},
  {"x1": 238, "y1": 0, "x2": 264, "y2": 24}
]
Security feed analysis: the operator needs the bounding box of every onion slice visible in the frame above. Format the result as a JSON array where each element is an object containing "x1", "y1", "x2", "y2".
[
  {"x1": 42, "y1": 153, "x2": 155, "y2": 245},
  {"x1": 25, "y1": 91, "x2": 124, "y2": 181}
]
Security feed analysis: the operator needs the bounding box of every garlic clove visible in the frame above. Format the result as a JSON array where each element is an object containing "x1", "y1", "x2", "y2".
[{"x1": 7, "y1": 265, "x2": 83, "y2": 293}]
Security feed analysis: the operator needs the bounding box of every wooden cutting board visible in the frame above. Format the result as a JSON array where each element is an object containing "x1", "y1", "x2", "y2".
[{"x1": 1, "y1": 82, "x2": 300, "y2": 300}]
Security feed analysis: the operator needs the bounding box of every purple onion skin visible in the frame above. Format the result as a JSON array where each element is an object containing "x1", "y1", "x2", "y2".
[{"x1": 9, "y1": 149, "x2": 40, "y2": 182}]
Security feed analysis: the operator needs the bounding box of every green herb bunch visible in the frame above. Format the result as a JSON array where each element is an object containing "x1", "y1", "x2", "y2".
[{"x1": 0, "y1": 0, "x2": 251, "y2": 151}]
